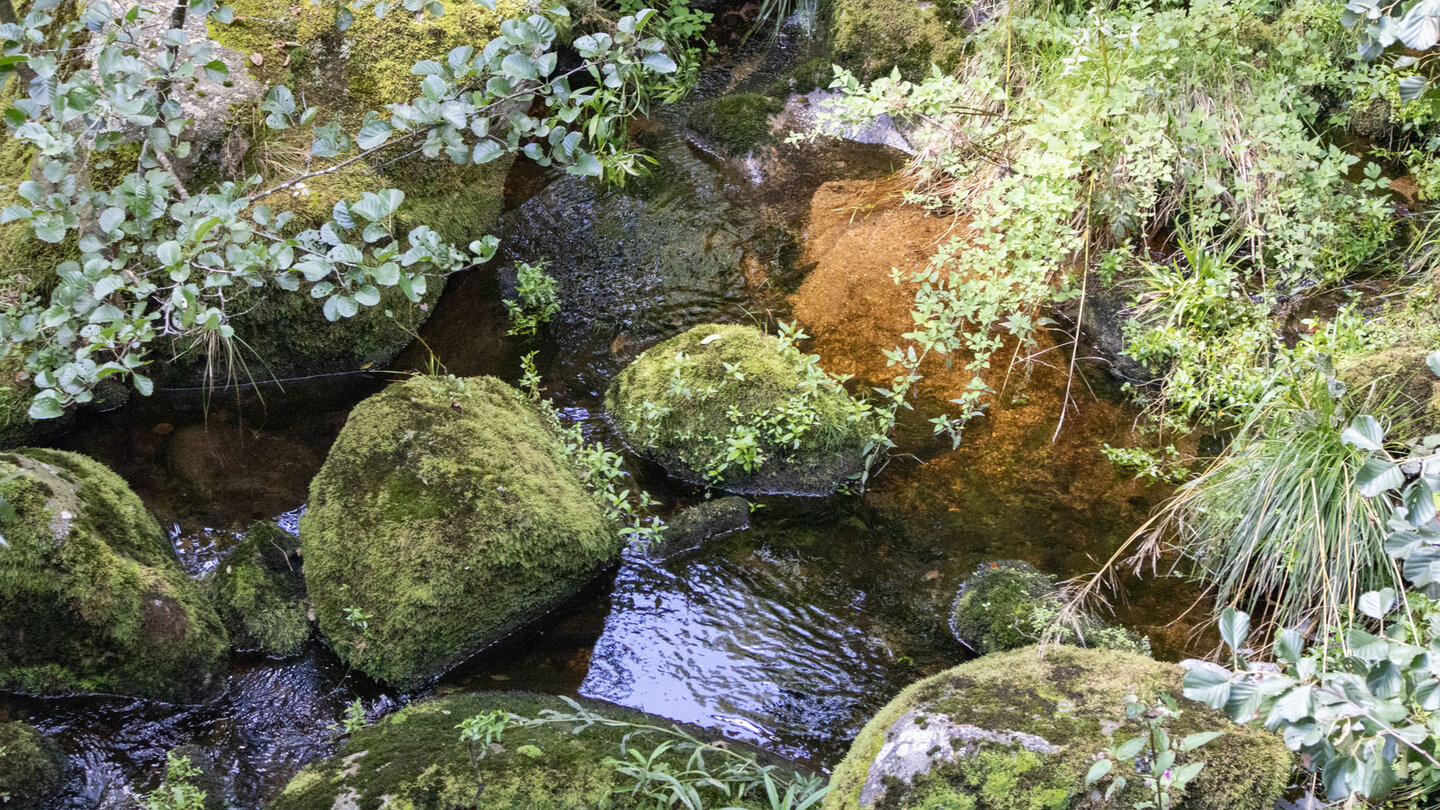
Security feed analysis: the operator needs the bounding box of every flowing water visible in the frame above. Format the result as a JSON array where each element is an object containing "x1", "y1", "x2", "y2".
[{"x1": 1, "y1": 20, "x2": 1203, "y2": 808}]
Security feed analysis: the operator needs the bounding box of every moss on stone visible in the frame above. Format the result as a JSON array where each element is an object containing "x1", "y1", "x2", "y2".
[
  {"x1": 0, "y1": 722, "x2": 67, "y2": 809},
  {"x1": 211, "y1": 522, "x2": 309, "y2": 656},
  {"x1": 825, "y1": 647, "x2": 1293, "y2": 810},
  {"x1": 0, "y1": 449, "x2": 229, "y2": 702},
  {"x1": 300, "y1": 375, "x2": 622, "y2": 688},
  {"x1": 828, "y1": 0, "x2": 965, "y2": 82},
  {"x1": 1336, "y1": 344, "x2": 1440, "y2": 439},
  {"x1": 273, "y1": 692, "x2": 806, "y2": 810},
  {"x1": 686, "y1": 93, "x2": 784, "y2": 154},
  {"x1": 607, "y1": 324, "x2": 873, "y2": 496},
  {"x1": 772, "y1": 58, "x2": 840, "y2": 96},
  {"x1": 950, "y1": 561, "x2": 1149, "y2": 656}
]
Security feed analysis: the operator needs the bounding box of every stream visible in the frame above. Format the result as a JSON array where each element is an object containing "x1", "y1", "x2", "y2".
[{"x1": 0, "y1": 18, "x2": 1199, "y2": 808}]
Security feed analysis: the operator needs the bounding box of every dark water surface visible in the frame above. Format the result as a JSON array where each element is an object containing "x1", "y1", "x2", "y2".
[{"x1": 1, "y1": 22, "x2": 1195, "y2": 809}]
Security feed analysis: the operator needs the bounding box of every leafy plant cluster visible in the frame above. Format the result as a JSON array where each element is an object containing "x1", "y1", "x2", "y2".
[
  {"x1": 458, "y1": 696, "x2": 831, "y2": 810},
  {"x1": 503, "y1": 257, "x2": 561, "y2": 336},
  {"x1": 1084, "y1": 694, "x2": 1224, "y2": 810},
  {"x1": 0, "y1": 0, "x2": 689, "y2": 419},
  {"x1": 800, "y1": 0, "x2": 1405, "y2": 446},
  {"x1": 139, "y1": 752, "x2": 209, "y2": 810}
]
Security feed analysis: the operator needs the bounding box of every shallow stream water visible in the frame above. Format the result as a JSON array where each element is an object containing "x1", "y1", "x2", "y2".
[{"x1": 0, "y1": 20, "x2": 1202, "y2": 808}]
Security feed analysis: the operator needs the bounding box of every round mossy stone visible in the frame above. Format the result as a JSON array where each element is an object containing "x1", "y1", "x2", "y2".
[
  {"x1": 824, "y1": 647, "x2": 1293, "y2": 810},
  {"x1": 300, "y1": 375, "x2": 622, "y2": 688},
  {"x1": 949, "y1": 561, "x2": 1148, "y2": 655},
  {"x1": 210, "y1": 522, "x2": 310, "y2": 657},
  {"x1": 0, "y1": 449, "x2": 229, "y2": 703},
  {"x1": 271, "y1": 692, "x2": 812, "y2": 810},
  {"x1": 606, "y1": 324, "x2": 873, "y2": 496},
  {"x1": 0, "y1": 722, "x2": 67, "y2": 809}
]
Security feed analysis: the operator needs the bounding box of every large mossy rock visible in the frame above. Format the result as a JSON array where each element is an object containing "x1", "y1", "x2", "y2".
[
  {"x1": 0, "y1": 722, "x2": 68, "y2": 809},
  {"x1": 300, "y1": 375, "x2": 621, "y2": 688},
  {"x1": 272, "y1": 692, "x2": 808, "y2": 810},
  {"x1": 828, "y1": 0, "x2": 967, "y2": 81},
  {"x1": 210, "y1": 522, "x2": 310, "y2": 657},
  {"x1": 950, "y1": 561, "x2": 1149, "y2": 656},
  {"x1": 1336, "y1": 344, "x2": 1440, "y2": 439},
  {"x1": 607, "y1": 324, "x2": 872, "y2": 496},
  {"x1": 0, "y1": 449, "x2": 229, "y2": 702},
  {"x1": 824, "y1": 647, "x2": 1293, "y2": 810}
]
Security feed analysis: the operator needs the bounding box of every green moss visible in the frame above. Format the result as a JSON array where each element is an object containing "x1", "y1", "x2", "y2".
[
  {"x1": 606, "y1": 324, "x2": 873, "y2": 495},
  {"x1": 300, "y1": 375, "x2": 622, "y2": 688},
  {"x1": 828, "y1": 0, "x2": 965, "y2": 82},
  {"x1": 211, "y1": 522, "x2": 309, "y2": 656},
  {"x1": 772, "y1": 58, "x2": 839, "y2": 96},
  {"x1": 950, "y1": 561, "x2": 1149, "y2": 655},
  {"x1": 0, "y1": 449, "x2": 229, "y2": 702},
  {"x1": 0, "y1": 722, "x2": 66, "y2": 809},
  {"x1": 1336, "y1": 345, "x2": 1440, "y2": 439},
  {"x1": 273, "y1": 692, "x2": 808, "y2": 810},
  {"x1": 825, "y1": 647, "x2": 1293, "y2": 810},
  {"x1": 686, "y1": 93, "x2": 784, "y2": 154}
]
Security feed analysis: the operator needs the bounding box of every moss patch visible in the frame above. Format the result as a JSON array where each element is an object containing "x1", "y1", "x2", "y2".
[
  {"x1": 950, "y1": 561, "x2": 1149, "y2": 655},
  {"x1": 1336, "y1": 344, "x2": 1440, "y2": 439},
  {"x1": 607, "y1": 324, "x2": 873, "y2": 495},
  {"x1": 0, "y1": 449, "x2": 229, "y2": 702},
  {"x1": 300, "y1": 376, "x2": 621, "y2": 688},
  {"x1": 824, "y1": 647, "x2": 1293, "y2": 810},
  {"x1": 273, "y1": 692, "x2": 809, "y2": 810},
  {"x1": 210, "y1": 522, "x2": 309, "y2": 656},
  {"x1": 686, "y1": 93, "x2": 784, "y2": 154},
  {"x1": 828, "y1": 0, "x2": 965, "y2": 81},
  {"x1": 0, "y1": 722, "x2": 67, "y2": 809}
]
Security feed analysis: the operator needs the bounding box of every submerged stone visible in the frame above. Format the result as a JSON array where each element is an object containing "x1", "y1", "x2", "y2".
[
  {"x1": 0, "y1": 721, "x2": 67, "y2": 809},
  {"x1": 607, "y1": 324, "x2": 873, "y2": 496},
  {"x1": 0, "y1": 449, "x2": 229, "y2": 703},
  {"x1": 210, "y1": 522, "x2": 310, "y2": 657},
  {"x1": 824, "y1": 647, "x2": 1293, "y2": 810},
  {"x1": 300, "y1": 375, "x2": 622, "y2": 688},
  {"x1": 271, "y1": 692, "x2": 811, "y2": 810}
]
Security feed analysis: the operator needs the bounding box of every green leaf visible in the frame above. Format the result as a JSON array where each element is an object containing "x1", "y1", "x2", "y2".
[
  {"x1": 472, "y1": 139, "x2": 504, "y2": 164},
  {"x1": 1085, "y1": 759, "x2": 1112, "y2": 785},
  {"x1": 1182, "y1": 666, "x2": 1232, "y2": 708},
  {"x1": 156, "y1": 241, "x2": 182, "y2": 266},
  {"x1": 1115, "y1": 735, "x2": 1146, "y2": 761},
  {"x1": 641, "y1": 52, "x2": 677, "y2": 73},
  {"x1": 1179, "y1": 731, "x2": 1223, "y2": 751},
  {"x1": 501, "y1": 52, "x2": 538, "y2": 81},
  {"x1": 567, "y1": 150, "x2": 603, "y2": 177},
  {"x1": 27, "y1": 393, "x2": 64, "y2": 420},
  {"x1": 1357, "y1": 457, "x2": 1405, "y2": 497},
  {"x1": 1218, "y1": 608, "x2": 1250, "y2": 650},
  {"x1": 1342, "y1": 415, "x2": 1386, "y2": 451},
  {"x1": 1358, "y1": 589, "x2": 1396, "y2": 619}
]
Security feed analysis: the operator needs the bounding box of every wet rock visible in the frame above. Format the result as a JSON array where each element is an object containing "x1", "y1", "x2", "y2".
[
  {"x1": 300, "y1": 376, "x2": 622, "y2": 688},
  {"x1": 166, "y1": 421, "x2": 323, "y2": 509},
  {"x1": 950, "y1": 560, "x2": 1149, "y2": 655},
  {"x1": 686, "y1": 93, "x2": 785, "y2": 155},
  {"x1": 607, "y1": 324, "x2": 872, "y2": 496},
  {"x1": 0, "y1": 721, "x2": 68, "y2": 809},
  {"x1": 826, "y1": 647, "x2": 1294, "y2": 810},
  {"x1": 1076, "y1": 273, "x2": 1156, "y2": 385},
  {"x1": 271, "y1": 692, "x2": 813, "y2": 810},
  {"x1": 0, "y1": 449, "x2": 229, "y2": 703},
  {"x1": 778, "y1": 90, "x2": 916, "y2": 155},
  {"x1": 651, "y1": 496, "x2": 751, "y2": 557},
  {"x1": 210, "y1": 522, "x2": 309, "y2": 656}
]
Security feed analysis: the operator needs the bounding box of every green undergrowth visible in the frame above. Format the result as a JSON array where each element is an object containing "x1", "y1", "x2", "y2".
[
  {"x1": 0, "y1": 449, "x2": 228, "y2": 702},
  {"x1": 300, "y1": 375, "x2": 622, "y2": 688}
]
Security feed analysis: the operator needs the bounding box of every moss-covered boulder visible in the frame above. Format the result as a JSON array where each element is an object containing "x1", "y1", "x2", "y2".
[
  {"x1": 824, "y1": 647, "x2": 1293, "y2": 810},
  {"x1": 1337, "y1": 344, "x2": 1440, "y2": 438},
  {"x1": 607, "y1": 324, "x2": 874, "y2": 495},
  {"x1": 686, "y1": 93, "x2": 784, "y2": 154},
  {"x1": 272, "y1": 692, "x2": 810, "y2": 810},
  {"x1": 300, "y1": 375, "x2": 621, "y2": 688},
  {"x1": 211, "y1": 522, "x2": 310, "y2": 657},
  {"x1": 0, "y1": 449, "x2": 228, "y2": 702},
  {"x1": 828, "y1": 0, "x2": 966, "y2": 81},
  {"x1": 950, "y1": 561, "x2": 1149, "y2": 655},
  {"x1": 0, "y1": 722, "x2": 67, "y2": 809}
]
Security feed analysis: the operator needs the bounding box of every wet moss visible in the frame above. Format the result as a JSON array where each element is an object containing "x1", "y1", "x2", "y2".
[
  {"x1": 300, "y1": 375, "x2": 622, "y2": 688},
  {"x1": 0, "y1": 722, "x2": 67, "y2": 809},
  {"x1": 772, "y1": 58, "x2": 840, "y2": 96},
  {"x1": 950, "y1": 561, "x2": 1149, "y2": 655},
  {"x1": 607, "y1": 324, "x2": 873, "y2": 495},
  {"x1": 686, "y1": 93, "x2": 784, "y2": 154},
  {"x1": 210, "y1": 522, "x2": 309, "y2": 656},
  {"x1": 828, "y1": 0, "x2": 965, "y2": 82},
  {"x1": 825, "y1": 647, "x2": 1293, "y2": 810},
  {"x1": 0, "y1": 449, "x2": 229, "y2": 702},
  {"x1": 272, "y1": 692, "x2": 807, "y2": 810}
]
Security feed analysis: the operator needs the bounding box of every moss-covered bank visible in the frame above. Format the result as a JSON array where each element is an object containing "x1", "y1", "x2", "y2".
[
  {"x1": 824, "y1": 647, "x2": 1292, "y2": 810},
  {"x1": 300, "y1": 375, "x2": 621, "y2": 688},
  {"x1": 272, "y1": 692, "x2": 809, "y2": 810},
  {"x1": 0, "y1": 721, "x2": 67, "y2": 809},
  {"x1": 828, "y1": 0, "x2": 966, "y2": 81},
  {"x1": 607, "y1": 324, "x2": 873, "y2": 495},
  {"x1": 0, "y1": 449, "x2": 228, "y2": 702},
  {"x1": 210, "y1": 522, "x2": 310, "y2": 656}
]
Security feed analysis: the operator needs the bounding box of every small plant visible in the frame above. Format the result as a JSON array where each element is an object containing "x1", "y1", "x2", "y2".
[
  {"x1": 139, "y1": 752, "x2": 208, "y2": 810},
  {"x1": 334, "y1": 699, "x2": 367, "y2": 736},
  {"x1": 457, "y1": 710, "x2": 512, "y2": 803},
  {"x1": 1085, "y1": 695, "x2": 1221, "y2": 810},
  {"x1": 504, "y1": 259, "x2": 562, "y2": 337}
]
